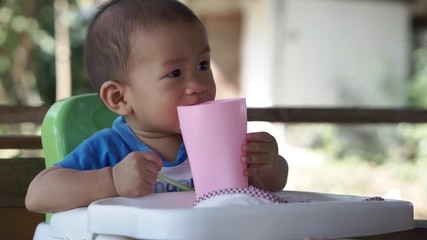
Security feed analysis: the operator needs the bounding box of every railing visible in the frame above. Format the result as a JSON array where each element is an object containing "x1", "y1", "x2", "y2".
[
  {"x1": 247, "y1": 107, "x2": 427, "y2": 123},
  {"x1": 3, "y1": 106, "x2": 427, "y2": 151},
  {"x1": 0, "y1": 105, "x2": 49, "y2": 150},
  {"x1": 0, "y1": 105, "x2": 49, "y2": 207},
  {"x1": 3, "y1": 105, "x2": 427, "y2": 150}
]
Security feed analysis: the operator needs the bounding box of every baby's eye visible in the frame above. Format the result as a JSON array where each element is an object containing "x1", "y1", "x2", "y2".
[
  {"x1": 168, "y1": 69, "x2": 181, "y2": 78},
  {"x1": 198, "y1": 61, "x2": 209, "y2": 71}
]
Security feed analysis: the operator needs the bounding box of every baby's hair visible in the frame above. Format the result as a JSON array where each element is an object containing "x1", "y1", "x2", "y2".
[{"x1": 84, "y1": 0, "x2": 202, "y2": 92}]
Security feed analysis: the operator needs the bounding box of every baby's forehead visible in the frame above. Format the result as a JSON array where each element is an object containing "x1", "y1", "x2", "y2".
[
  {"x1": 130, "y1": 19, "x2": 206, "y2": 44},
  {"x1": 129, "y1": 21, "x2": 208, "y2": 62},
  {"x1": 98, "y1": 0, "x2": 199, "y2": 25}
]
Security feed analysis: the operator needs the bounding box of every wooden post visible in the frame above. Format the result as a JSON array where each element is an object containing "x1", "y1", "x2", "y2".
[{"x1": 54, "y1": 0, "x2": 72, "y2": 100}]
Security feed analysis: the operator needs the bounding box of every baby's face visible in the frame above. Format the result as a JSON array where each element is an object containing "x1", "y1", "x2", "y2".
[{"x1": 124, "y1": 21, "x2": 216, "y2": 137}]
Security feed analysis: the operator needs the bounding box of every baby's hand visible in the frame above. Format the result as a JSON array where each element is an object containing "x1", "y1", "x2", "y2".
[
  {"x1": 241, "y1": 132, "x2": 287, "y2": 191},
  {"x1": 241, "y1": 131, "x2": 279, "y2": 177},
  {"x1": 112, "y1": 151, "x2": 163, "y2": 197}
]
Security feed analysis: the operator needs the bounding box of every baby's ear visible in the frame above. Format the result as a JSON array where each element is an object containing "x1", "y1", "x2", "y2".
[{"x1": 99, "y1": 80, "x2": 132, "y2": 115}]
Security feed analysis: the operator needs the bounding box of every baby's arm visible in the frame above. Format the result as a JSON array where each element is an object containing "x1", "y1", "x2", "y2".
[
  {"x1": 25, "y1": 165, "x2": 116, "y2": 213},
  {"x1": 25, "y1": 151, "x2": 163, "y2": 213},
  {"x1": 241, "y1": 132, "x2": 289, "y2": 192}
]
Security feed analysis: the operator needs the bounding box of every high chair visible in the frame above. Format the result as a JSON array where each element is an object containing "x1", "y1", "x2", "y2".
[
  {"x1": 33, "y1": 93, "x2": 414, "y2": 240},
  {"x1": 34, "y1": 93, "x2": 118, "y2": 239}
]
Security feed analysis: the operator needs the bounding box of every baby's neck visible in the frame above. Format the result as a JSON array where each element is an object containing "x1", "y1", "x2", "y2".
[{"x1": 132, "y1": 128, "x2": 183, "y2": 162}]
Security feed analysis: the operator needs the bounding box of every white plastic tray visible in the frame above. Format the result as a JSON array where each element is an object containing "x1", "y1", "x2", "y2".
[{"x1": 87, "y1": 191, "x2": 414, "y2": 240}]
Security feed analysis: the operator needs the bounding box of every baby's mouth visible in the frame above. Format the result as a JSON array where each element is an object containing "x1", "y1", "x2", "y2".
[{"x1": 183, "y1": 98, "x2": 206, "y2": 106}]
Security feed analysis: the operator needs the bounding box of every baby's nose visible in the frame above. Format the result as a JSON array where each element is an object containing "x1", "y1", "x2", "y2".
[{"x1": 185, "y1": 79, "x2": 207, "y2": 95}]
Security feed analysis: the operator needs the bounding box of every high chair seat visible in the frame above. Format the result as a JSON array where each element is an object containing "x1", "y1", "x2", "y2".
[
  {"x1": 34, "y1": 93, "x2": 414, "y2": 240},
  {"x1": 35, "y1": 190, "x2": 413, "y2": 240}
]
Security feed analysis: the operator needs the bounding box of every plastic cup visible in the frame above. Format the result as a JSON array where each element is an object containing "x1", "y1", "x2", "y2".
[{"x1": 177, "y1": 98, "x2": 249, "y2": 199}]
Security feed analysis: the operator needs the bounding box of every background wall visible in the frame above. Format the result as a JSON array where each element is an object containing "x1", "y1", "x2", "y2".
[{"x1": 240, "y1": 0, "x2": 410, "y2": 107}]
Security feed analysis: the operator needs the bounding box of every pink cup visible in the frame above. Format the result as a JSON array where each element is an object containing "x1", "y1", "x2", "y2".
[{"x1": 177, "y1": 98, "x2": 249, "y2": 199}]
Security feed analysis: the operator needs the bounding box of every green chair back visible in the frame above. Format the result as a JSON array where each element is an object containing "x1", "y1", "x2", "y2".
[
  {"x1": 41, "y1": 93, "x2": 118, "y2": 167},
  {"x1": 41, "y1": 93, "x2": 118, "y2": 222}
]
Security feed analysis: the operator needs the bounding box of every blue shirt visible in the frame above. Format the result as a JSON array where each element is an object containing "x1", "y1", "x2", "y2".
[{"x1": 57, "y1": 116, "x2": 193, "y2": 192}]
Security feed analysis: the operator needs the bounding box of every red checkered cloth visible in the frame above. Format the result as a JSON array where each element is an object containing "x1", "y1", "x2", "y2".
[
  {"x1": 194, "y1": 185, "x2": 288, "y2": 206},
  {"x1": 193, "y1": 186, "x2": 385, "y2": 206},
  {"x1": 364, "y1": 196, "x2": 385, "y2": 201}
]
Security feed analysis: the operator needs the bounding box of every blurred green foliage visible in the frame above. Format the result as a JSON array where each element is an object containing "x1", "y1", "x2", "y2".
[
  {"x1": 0, "y1": 0, "x2": 92, "y2": 104},
  {"x1": 409, "y1": 47, "x2": 427, "y2": 108},
  {"x1": 399, "y1": 43, "x2": 427, "y2": 163}
]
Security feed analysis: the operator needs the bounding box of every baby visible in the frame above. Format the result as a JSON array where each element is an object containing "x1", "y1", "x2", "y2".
[{"x1": 26, "y1": 0, "x2": 289, "y2": 213}]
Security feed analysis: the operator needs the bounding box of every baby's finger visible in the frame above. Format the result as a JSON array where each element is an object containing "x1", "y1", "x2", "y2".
[
  {"x1": 241, "y1": 153, "x2": 272, "y2": 165},
  {"x1": 139, "y1": 151, "x2": 163, "y2": 171},
  {"x1": 245, "y1": 163, "x2": 270, "y2": 177},
  {"x1": 243, "y1": 141, "x2": 276, "y2": 154},
  {"x1": 139, "y1": 180, "x2": 156, "y2": 196},
  {"x1": 144, "y1": 171, "x2": 159, "y2": 185},
  {"x1": 246, "y1": 132, "x2": 275, "y2": 143},
  {"x1": 145, "y1": 160, "x2": 162, "y2": 174}
]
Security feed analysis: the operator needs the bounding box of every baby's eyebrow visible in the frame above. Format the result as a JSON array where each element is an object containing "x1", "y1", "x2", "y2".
[
  {"x1": 162, "y1": 58, "x2": 185, "y2": 68},
  {"x1": 200, "y1": 46, "x2": 210, "y2": 54},
  {"x1": 162, "y1": 46, "x2": 211, "y2": 67}
]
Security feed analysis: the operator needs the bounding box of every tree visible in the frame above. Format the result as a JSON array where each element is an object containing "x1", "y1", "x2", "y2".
[{"x1": 0, "y1": 0, "x2": 92, "y2": 105}]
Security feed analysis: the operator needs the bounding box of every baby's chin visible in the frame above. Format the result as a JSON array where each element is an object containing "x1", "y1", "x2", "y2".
[{"x1": 129, "y1": 125, "x2": 181, "y2": 139}]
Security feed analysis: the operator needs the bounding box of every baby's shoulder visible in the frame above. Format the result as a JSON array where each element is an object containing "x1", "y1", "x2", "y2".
[{"x1": 85, "y1": 128, "x2": 123, "y2": 146}]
